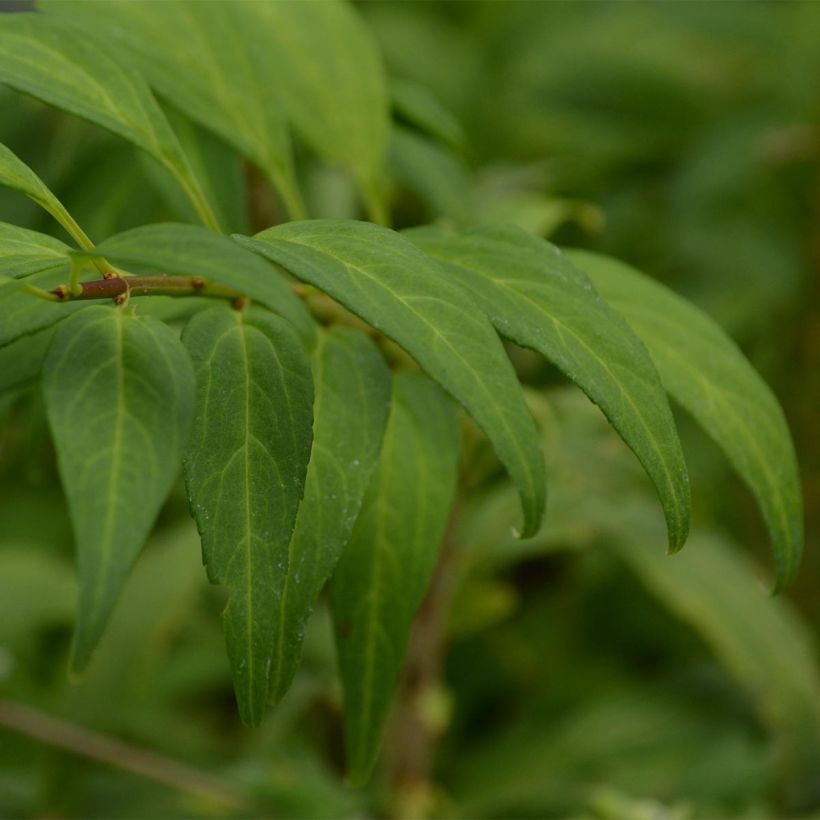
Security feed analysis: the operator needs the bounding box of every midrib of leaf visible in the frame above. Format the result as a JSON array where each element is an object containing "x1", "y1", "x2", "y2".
[
  {"x1": 279, "y1": 235, "x2": 539, "y2": 527},
  {"x1": 492, "y1": 275, "x2": 686, "y2": 546}
]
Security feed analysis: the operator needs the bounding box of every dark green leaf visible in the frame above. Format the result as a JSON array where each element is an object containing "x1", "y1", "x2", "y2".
[
  {"x1": 331, "y1": 372, "x2": 459, "y2": 785},
  {"x1": 89, "y1": 223, "x2": 316, "y2": 349},
  {"x1": 270, "y1": 327, "x2": 391, "y2": 703},
  {"x1": 0, "y1": 14, "x2": 219, "y2": 229},
  {"x1": 182, "y1": 307, "x2": 314, "y2": 725},
  {"x1": 409, "y1": 225, "x2": 689, "y2": 551},
  {"x1": 567, "y1": 250, "x2": 803, "y2": 589},
  {"x1": 42, "y1": 305, "x2": 195, "y2": 670},
  {"x1": 237, "y1": 219, "x2": 545, "y2": 537}
]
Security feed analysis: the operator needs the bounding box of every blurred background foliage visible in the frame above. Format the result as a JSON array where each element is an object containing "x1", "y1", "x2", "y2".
[{"x1": 1, "y1": 2, "x2": 819, "y2": 818}]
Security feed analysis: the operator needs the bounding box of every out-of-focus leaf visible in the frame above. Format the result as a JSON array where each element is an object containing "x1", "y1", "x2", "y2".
[
  {"x1": 0, "y1": 14, "x2": 218, "y2": 229},
  {"x1": 42, "y1": 306, "x2": 195, "y2": 671},
  {"x1": 89, "y1": 224, "x2": 316, "y2": 348},
  {"x1": 251, "y1": 0, "x2": 390, "y2": 216},
  {"x1": 182, "y1": 307, "x2": 313, "y2": 726},
  {"x1": 270, "y1": 327, "x2": 391, "y2": 703},
  {"x1": 331, "y1": 372, "x2": 459, "y2": 784},
  {"x1": 391, "y1": 78, "x2": 465, "y2": 150},
  {"x1": 238, "y1": 219, "x2": 545, "y2": 537},
  {"x1": 41, "y1": 0, "x2": 302, "y2": 219},
  {"x1": 568, "y1": 249, "x2": 803, "y2": 589},
  {"x1": 411, "y1": 225, "x2": 689, "y2": 551}
]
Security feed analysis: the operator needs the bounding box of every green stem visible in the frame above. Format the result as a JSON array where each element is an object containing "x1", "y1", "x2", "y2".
[
  {"x1": 360, "y1": 176, "x2": 390, "y2": 227},
  {"x1": 170, "y1": 166, "x2": 223, "y2": 233},
  {"x1": 43, "y1": 201, "x2": 111, "y2": 277}
]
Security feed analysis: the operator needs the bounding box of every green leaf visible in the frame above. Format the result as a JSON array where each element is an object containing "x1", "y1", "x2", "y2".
[
  {"x1": 0, "y1": 221, "x2": 70, "y2": 279},
  {"x1": 331, "y1": 372, "x2": 459, "y2": 785},
  {"x1": 391, "y1": 78, "x2": 466, "y2": 151},
  {"x1": 42, "y1": 305, "x2": 195, "y2": 671},
  {"x1": 567, "y1": 249, "x2": 803, "y2": 589},
  {"x1": 182, "y1": 306, "x2": 314, "y2": 725},
  {"x1": 409, "y1": 225, "x2": 690, "y2": 552},
  {"x1": 0, "y1": 324, "x2": 57, "y2": 394},
  {"x1": 89, "y1": 223, "x2": 316, "y2": 349},
  {"x1": 251, "y1": 0, "x2": 390, "y2": 217},
  {"x1": 40, "y1": 0, "x2": 303, "y2": 220},
  {"x1": 0, "y1": 141, "x2": 94, "y2": 249},
  {"x1": 0, "y1": 14, "x2": 219, "y2": 230},
  {"x1": 270, "y1": 327, "x2": 392, "y2": 703},
  {"x1": 237, "y1": 219, "x2": 545, "y2": 537}
]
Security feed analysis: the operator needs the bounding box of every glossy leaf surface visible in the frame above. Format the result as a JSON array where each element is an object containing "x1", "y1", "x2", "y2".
[
  {"x1": 42, "y1": 306, "x2": 195, "y2": 670},
  {"x1": 331, "y1": 372, "x2": 459, "y2": 785},
  {"x1": 270, "y1": 327, "x2": 391, "y2": 703},
  {"x1": 182, "y1": 307, "x2": 314, "y2": 725},
  {"x1": 410, "y1": 225, "x2": 690, "y2": 551},
  {"x1": 568, "y1": 250, "x2": 803, "y2": 589},
  {"x1": 238, "y1": 219, "x2": 545, "y2": 537}
]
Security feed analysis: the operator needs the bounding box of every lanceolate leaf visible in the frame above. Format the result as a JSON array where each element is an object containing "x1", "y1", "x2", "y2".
[
  {"x1": 89, "y1": 224, "x2": 316, "y2": 348},
  {"x1": 331, "y1": 372, "x2": 460, "y2": 785},
  {"x1": 250, "y1": 0, "x2": 390, "y2": 216},
  {"x1": 42, "y1": 306, "x2": 195, "y2": 670},
  {"x1": 40, "y1": 0, "x2": 303, "y2": 219},
  {"x1": 567, "y1": 249, "x2": 803, "y2": 589},
  {"x1": 238, "y1": 219, "x2": 545, "y2": 538},
  {"x1": 0, "y1": 142, "x2": 94, "y2": 249},
  {"x1": 391, "y1": 78, "x2": 466, "y2": 151},
  {"x1": 182, "y1": 307, "x2": 314, "y2": 726},
  {"x1": 409, "y1": 225, "x2": 690, "y2": 551},
  {"x1": 270, "y1": 327, "x2": 391, "y2": 703},
  {"x1": 0, "y1": 221, "x2": 70, "y2": 279},
  {"x1": 0, "y1": 14, "x2": 218, "y2": 229}
]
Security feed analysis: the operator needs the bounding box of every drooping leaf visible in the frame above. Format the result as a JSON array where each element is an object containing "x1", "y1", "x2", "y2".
[
  {"x1": 409, "y1": 225, "x2": 690, "y2": 551},
  {"x1": 270, "y1": 327, "x2": 391, "y2": 703},
  {"x1": 89, "y1": 223, "x2": 316, "y2": 348},
  {"x1": 40, "y1": 0, "x2": 303, "y2": 219},
  {"x1": 0, "y1": 13, "x2": 219, "y2": 229},
  {"x1": 237, "y1": 219, "x2": 545, "y2": 537},
  {"x1": 250, "y1": 0, "x2": 390, "y2": 215},
  {"x1": 567, "y1": 249, "x2": 803, "y2": 589},
  {"x1": 391, "y1": 78, "x2": 466, "y2": 150},
  {"x1": 182, "y1": 306, "x2": 314, "y2": 726},
  {"x1": 331, "y1": 371, "x2": 460, "y2": 785},
  {"x1": 42, "y1": 305, "x2": 195, "y2": 671},
  {"x1": 0, "y1": 221, "x2": 70, "y2": 279},
  {"x1": 0, "y1": 141, "x2": 94, "y2": 248}
]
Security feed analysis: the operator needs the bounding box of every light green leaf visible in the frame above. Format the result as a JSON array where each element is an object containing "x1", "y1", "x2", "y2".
[
  {"x1": 391, "y1": 78, "x2": 466, "y2": 150},
  {"x1": 40, "y1": 0, "x2": 303, "y2": 220},
  {"x1": 270, "y1": 326, "x2": 391, "y2": 704},
  {"x1": 331, "y1": 372, "x2": 459, "y2": 785},
  {"x1": 0, "y1": 141, "x2": 94, "y2": 249},
  {"x1": 89, "y1": 223, "x2": 316, "y2": 349},
  {"x1": 237, "y1": 219, "x2": 545, "y2": 537},
  {"x1": 0, "y1": 14, "x2": 218, "y2": 230},
  {"x1": 182, "y1": 306, "x2": 314, "y2": 726},
  {"x1": 42, "y1": 305, "x2": 195, "y2": 671},
  {"x1": 250, "y1": 0, "x2": 390, "y2": 218},
  {"x1": 567, "y1": 249, "x2": 803, "y2": 589},
  {"x1": 0, "y1": 221, "x2": 70, "y2": 279},
  {"x1": 409, "y1": 225, "x2": 690, "y2": 551}
]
